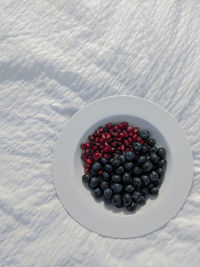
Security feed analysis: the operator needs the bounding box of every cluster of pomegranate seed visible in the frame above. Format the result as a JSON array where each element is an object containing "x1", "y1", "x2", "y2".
[{"x1": 81, "y1": 122, "x2": 145, "y2": 173}]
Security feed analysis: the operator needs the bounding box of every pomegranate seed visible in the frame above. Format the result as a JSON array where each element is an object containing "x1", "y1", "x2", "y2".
[
  {"x1": 134, "y1": 128, "x2": 139, "y2": 134},
  {"x1": 121, "y1": 122, "x2": 128, "y2": 127},
  {"x1": 127, "y1": 126, "x2": 134, "y2": 132},
  {"x1": 128, "y1": 137, "x2": 132, "y2": 143},
  {"x1": 81, "y1": 153, "x2": 87, "y2": 159},
  {"x1": 118, "y1": 123, "x2": 124, "y2": 129},
  {"x1": 104, "y1": 142, "x2": 109, "y2": 147},
  {"x1": 116, "y1": 137, "x2": 122, "y2": 142},
  {"x1": 106, "y1": 123, "x2": 112, "y2": 129},
  {"x1": 137, "y1": 137, "x2": 142, "y2": 142},
  {"x1": 124, "y1": 139, "x2": 129, "y2": 146},
  {"x1": 141, "y1": 140, "x2": 144, "y2": 144},
  {"x1": 112, "y1": 132, "x2": 118, "y2": 137},
  {"x1": 103, "y1": 153, "x2": 110, "y2": 159},
  {"x1": 102, "y1": 133, "x2": 106, "y2": 139},
  {"x1": 119, "y1": 132, "x2": 124, "y2": 138},
  {"x1": 86, "y1": 159, "x2": 93, "y2": 165},
  {"x1": 98, "y1": 170, "x2": 103, "y2": 175},
  {"x1": 85, "y1": 143, "x2": 90, "y2": 149},
  {"x1": 133, "y1": 134, "x2": 137, "y2": 139},
  {"x1": 84, "y1": 167, "x2": 89, "y2": 173},
  {"x1": 111, "y1": 141, "x2": 117, "y2": 147},
  {"x1": 125, "y1": 148, "x2": 130, "y2": 152},
  {"x1": 94, "y1": 152, "x2": 101, "y2": 159},
  {"x1": 109, "y1": 129, "x2": 114, "y2": 134},
  {"x1": 103, "y1": 147, "x2": 110, "y2": 153},
  {"x1": 85, "y1": 163, "x2": 90, "y2": 168},
  {"x1": 128, "y1": 132, "x2": 133, "y2": 137},
  {"x1": 80, "y1": 143, "x2": 85, "y2": 149},
  {"x1": 89, "y1": 135, "x2": 94, "y2": 141},
  {"x1": 92, "y1": 146, "x2": 98, "y2": 151},
  {"x1": 99, "y1": 138, "x2": 104, "y2": 143},
  {"x1": 106, "y1": 133, "x2": 111, "y2": 139},
  {"x1": 85, "y1": 148, "x2": 90, "y2": 153},
  {"x1": 95, "y1": 137, "x2": 100, "y2": 142},
  {"x1": 119, "y1": 144, "x2": 125, "y2": 151},
  {"x1": 117, "y1": 129, "x2": 121, "y2": 133},
  {"x1": 113, "y1": 124, "x2": 119, "y2": 130},
  {"x1": 99, "y1": 127, "x2": 104, "y2": 133},
  {"x1": 123, "y1": 130, "x2": 128, "y2": 137}
]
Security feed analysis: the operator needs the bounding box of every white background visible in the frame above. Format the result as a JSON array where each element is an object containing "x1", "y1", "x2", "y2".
[{"x1": 0, "y1": 1, "x2": 200, "y2": 266}]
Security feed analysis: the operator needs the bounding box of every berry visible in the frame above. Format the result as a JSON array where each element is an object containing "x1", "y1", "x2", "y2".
[
  {"x1": 101, "y1": 157, "x2": 108, "y2": 164},
  {"x1": 125, "y1": 151, "x2": 136, "y2": 161},
  {"x1": 149, "y1": 171, "x2": 159, "y2": 183},
  {"x1": 141, "y1": 187, "x2": 149, "y2": 197},
  {"x1": 142, "y1": 161, "x2": 153, "y2": 173},
  {"x1": 157, "y1": 167, "x2": 165, "y2": 177},
  {"x1": 93, "y1": 188, "x2": 102, "y2": 199},
  {"x1": 111, "y1": 174, "x2": 121, "y2": 183},
  {"x1": 103, "y1": 188, "x2": 113, "y2": 199},
  {"x1": 158, "y1": 159, "x2": 167, "y2": 168},
  {"x1": 132, "y1": 191, "x2": 142, "y2": 203},
  {"x1": 150, "y1": 147, "x2": 157, "y2": 153},
  {"x1": 133, "y1": 166, "x2": 142, "y2": 176},
  {"x1": 91, "y1": 162, "x2": 102, "y2": 172},
  {"x1": 149, "y1": 187, "x2": 159, "y2": 195},
  {"x1": 132, "y1": 177, "x2": 142, "y2": 190},
  {"x1": 124, "y1": 162, "x2": 134, "y2": 171},
  {"x1": 111, "y1": 183, "x2": 123, "y2": 193},
  {"x1": 122, "y1": 172, "x2": 131, "y2": 184},
  {"x1": 139, "y1": 129, "x2": 150, "y2": 140},
  {"x1": 119, "y1": 154, "x2": 126, "y2": 163},
  {"x1": 150, "y1": 153, "x2": 159, "y2": 163},
  {"x1": 104, "y1": 164, "x2": 113, "y2": 173},
  {"x1": 112, "y1": 194, "x2": 122, "y2": 207},
  {"x1": 122, "y1": 193, "x2": 132, "y2": 206},
  {"x1": 90, "y1": 168, "x2": 97, "y2": 176},
  {"x1": 115, "y1": 166, "x2": 125, "y2": 175},
  {"x1": 139, "y1": 196, "x2": 146, "y2": 205},
  {"x1": 142, "y1": 145, "x2": 150, "y2": 154},
  {"x1": 111, "y1": 158, "x2": 121, "y2": 168},
  {"x1": 125, "y1": 184, "x2": 135, "y2": 193},
  {"x1": 148, "y1": 139, "x2": 156, "y2": 147},
  {"x1": 89, "y1": 177, "x2": 100, "y2": 189},
  {"x1": 100, "y1": 181, "x2": 110, "y2": 190},
  {"x1": 141, "y1": 175, "x2": 150, "y2": 186},
  {"x1": 133, "y1": 142, "x2": 143, "y2": 152},
  {"x1": 137, "y1": 156, "x2": 146, "y2": 165},
  {"x1": 157, "y1": 147, "x2": 166, "y2": 158},
  {"x1": 82, "y1": 173, "x2": 91, "y2": 183},
  {"x1": 126, "y1": 201, "x2": 137, "y2": 212},
  {"x1": 102, "y1": 171, "x2": 110, "y2": 181}
]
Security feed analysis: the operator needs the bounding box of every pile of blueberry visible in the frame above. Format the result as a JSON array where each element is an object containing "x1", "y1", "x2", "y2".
[{"x1": 81, "y1": 124, "x2": 167, "y2": 212}]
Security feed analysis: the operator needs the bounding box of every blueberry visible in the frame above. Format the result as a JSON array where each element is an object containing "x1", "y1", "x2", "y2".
[
  {"x1": 111, "y1": 183, "x2": 123, "y2": 193},
  {"x1": 102, "y1": 171, "x2": 110, "y2": 181},
  {"x1": 111, "y1": 174, "x2": 121, "y2": 183},
  {"x1": 149, "y1": 187, "x2": 159, "y2": 195},
  {"x1": 125, "y1": 184, "x2": 135, "y2": 193},
  {"x1": 104, "y1": 164, "x2": 113, "y2": 173},
  {"x1": 158, "y1": 159, "x2": 167, "y2": 168},
  {"x1": 133, "y1": 166, "x2": 142, "y2": 176},
  {"x1": 133, "y1": 142, "x2": 143, "y2": 152},
  {"x1": 150, "y1": 153, "x2": 159, "y2": 163},
  {"x1": 122, "y1": 172, "x2": 131, "y2": 184},
  {"x1": 141, "y1": 187, "x2": 149, "y2": 197},
  {"x1": 91, "y1": 162, "x2": 101, "y2": 172},
  {"x1": 115, "y1": 166, "x2": 125, "y2": 175},
  {"x1": 89, "y1": 177, "x2": 100, "y2": 189},
  {"x1": 146, "y1": 155, "x2": 151, "y2": 161},
  {"x1": 157, "y1": 167, "x2": 165, "y2": 177},
  {"x1": 119, "y1": 155, "x2": 126, "y2": 163},
  {"x1": 93, "y1": 188, "x2": 102, "y2": 199},
  {"x1": 141, "y1": 175, "x2": 150, "y2": 186},
  {"x1": 100, "y1": 181, "x2": 110, "y2": 190},
  {"x1": 132, "y1": 191, "x2": 142, "y2": 203},
  {"x1": 82, "y1": 173, "x2": 91, "y2": 183},
  {"x1": 98, "y1": 176, "x2": 103, "y2": 183},
  {"x1": 90, "y1": 169, "x2": 97, "y2": 176},
  {"x1": 150, "y1": 147, "x2": 157, "y2": 154},
  {"x1": 124, "y1": 162, "x2": 134, "y2": 171},
  {"x1": 111, "y1": 158, "x2": 121, "y2": 168},
  {"x1": 122, "y1": 193, "x2": 132, "y2": 206},
  {"x1": 103, "y1": 188, "x2": 113, "y2": 199},
  {"x1": 139, "y1": 196, "x2": 146, "y2": 205},
  {"x1": 148, "y1": 138, "x2": 156, "y2": 147},
  {"x1": 132, "y1": 177, "x2": 142, "y2": 190},
  {"x1": 112, "y1": 194, "x2": 122, "y2": 207},
  {"x1": 149, "y1": 171, "x2": 159, "y2": 183},
  {"x1": 104, "y1": 198, "x2": 112, "y2": 205},
  {"x1": 139, "y1": 129, "x2": 150, "y2": 140},
  {"x1": 148, "y1": 183, "x2": 154, "y2": 191},
  {"x1": 101, "y1": 157, "x2": 108, "y2": 165},
  {"x1": 142, "y1": 161, "x2": 153, "y2": 173},
  {"x1": 157, "y1": 147, "x2": 166, "y2": 158},
  {"x1": 125, "y1": 151, "x2": 136, "y2": 161},
  {"x1": 142, "y1": 145, "x2": 150, "y2": 155},
  {"x1": 137, "y1": 156, "x2": 146, "y2": 165},
  {"x1": 153, "y1": 178, "x2": 161, "y2": 186},
  {"x1": 126, "y1": 201, "x2": 137, "y2": 212}
]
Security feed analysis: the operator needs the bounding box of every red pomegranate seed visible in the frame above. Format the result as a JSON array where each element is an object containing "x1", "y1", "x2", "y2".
[
  {"x1": 103, "y1": 153, "x2": 110, "y2": 159},
  {"x1": 141, "y1": 140, "x2": 144, "y2": 144},
  {"x1": 123, "y1": 130, "x2": 128, "y2": 137},
  {"x1": 109, "y1": 129, "x2": 114, "y2": 135},
  {"x1": 94, "y1": 152, "x2": 101, "y2": 159},
  {"x1": 99, "y1": 138, "x2": 104, "y2": 143},
  {"x1": 127, "y1": 126, "x2": 134, "y2": 132},
  {"x1": 111, "y1": 141, "x2": 117, "y2": 147},
  {"x1": 99, "y1": 127, "x2": 104, "y2": 133},
  {"x1": 118, "y1": 123, "x2": 124, "y2": 129},
  {"x1": 134, "y1": 128, "x2": 139, "y2": 134},
  {"x1": 125, "y1": 148, "x2": 130, "y2": 152},
  {"x1": 85, "y1": 143, "x2": 90, "y2": 149},
  {"x1": 98, "y1": 170, "x2": 103, "y2": 175},
  {"x1": 119, "y1": 132, "x2": 124, "y2": 138},
  {"x1": 95, "y1": 137, "x2": 100, "y2": 142},
  {"x1": 119, "y1": 144, "x2": 125, "y2": 151},
  {"x1": 106, "y1": 123, "x2": 113, "y2": 129},
  {"x1": 124, "y1": 139, "x2": 129, "y2": 146},
  {"x1": 112, "y1": 132, "x2": 118, "y2": 137},
  {"x1": 106, "y1": 133, "x2": 111, "y2": 139},
  {"x1": 128, "y1": 137, "x2": 132, "y2": 143},
  {"x1": 92, "y1": 145, "x2": 98, "y2": 151},
  {"x1": 89, "y1": 135, "x2": 94, "y2": 141},
  {"x1": 103, "y1": 147, "x2": 110, "y2": 153},
  {"x1": 102, "y1": 133, "x2": 106, "y2": 139},
  {"x1": 137, "y1": 137, "x2": 142, "y2": 142},
  {"x1": 121, "y1": 122, "x2": 128, "y2": 127},
  {"x1": 86, "y1": 159, "x2": 93, "y2": 165},
  {"x1": 80, "y1": 143, "x2": 85, "y2": 149},
  {"x1": 117, "y1": 129, "x2": 121, "y2": 133},
  {"x1": 85, "y1": 148, "x2": 90, "y2": 153},
  {"x1": 104, "y1": 142, "x2": 109, "y2": 147},
  {"x1": 113, "y1": 124, "x2": 119, "y2": 130},
  {"x1": 128, "y1": 132, "x2": 133, "y2": 137},
  {"x1": 133, "y1": 134, "x2": 137, "y2": 139},
  {"x1": 84, "y1": 167, "x2": 89, "y2": 173}
]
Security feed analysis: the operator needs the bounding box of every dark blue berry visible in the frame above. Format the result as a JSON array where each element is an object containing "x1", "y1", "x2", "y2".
[
  {"x1": 142, "y1": 145, "x2": 150, "y2": 154},
  {"x1": 93, "y1": 188, "x2": 102, "y2": 199},
  {"x1": 157, "y1": 167, "x2": 165, "y2": 177},
  {"x1": 124, "y1": 162, "x2": 134, "y2": 171},
  {"x1": 103, "y1": 188, "x2": 113, "y2": 199},
  {"x1": 100, "y1": 181, "x2": 110, "y2": 190},
  {"x1": 149, "y1": 171, "x2": 159, "y2": 183},
  {"x1": 132, "y1": 177, "x2": 142, "y2": 189},
  {"x1": 142, "y1": 161, "x2": 153, "y2": 173},
  {"x1": 133, "y1": 166, "x2": 142, "y2": 176},
  {"x1": 104, "y1": 164, "x2": 113, "y2": 173},
  {"x1": 126, "y1": 201, "x2": 137, "y2": 212},
  {"x1": 115, "y1": 166, "x2": 125, "y2": 175},
  {"x1": 104, "y1": 198, "x2": 112, "y2": 205},
  {"x1": 158, "y1": 159, "x2": 167, "y2": 168},
  {"x1": 137, "y1": 156, "x2": 146, "y2": 165},
  {"x1": 91, "y1": 162, "x2": 101, "y2": 172},
  {"x1": 148, "y1": 138, "x2": 156, "y2": 147},
  {"x1": 119, "y1": 155, "x2": 126, "y2": 163},
  {"x1": 141, "y1": 187, "x2": 149, "y2": 197},
  {"x1": 150, "y1": 187, "x2": 159, "y2": 195},
  {"x1": 125, "y1": 184, "x2": 135, "y2": 193},
  {"x1": 133, "y1": 142, "x2": 143, "y2": 152},
  {"x1": 150, "y1": 153, "x2": 159, "y2": 163},
  {"x1": 150, "y1": 147, "x2": 157, "y2": 154},
  {"x1": 139, "y1": 196, "x2": 146, "y2": 205},
  {"x1": 132, "y1": 191, "x2": 142, "y2": 203},
  {"x1": 141, "y1": 175, "x2": 150, "y2": 186},
  {"x1": 102, "y1": 171, "x2": 110, "y2": 181},
  {"x1": 112, "y1": 194, "x2": 122, "y2": 207},
  {"x1": 125, "y1": 151, "x2": 136, "y2": 161},
  {"x1": 157, "y1": 147, "x2": 166, "y2": 158},
  {"x1": 122, "y1": 193, "x2": 132, "y2": 206},
  {"x1": 101, "y1": 157, "x2": 108, "y2": 164},
  {"x1": 139, "y1": 129, "x2": 150, "y2": 140},
  {"x1": 111, "y1": 183, "x2": 123, "y2": 193},
  {"x1": 90, "y1": 169, "x2": 97, "y2": 176},
  {"x1": 82, "y1": 173, "x2": 91, "y2": 183},
  {"x1": 111, "y1": 158, "x2": 121, "y2": 168},
  {"x1": 122, "y1": 172, "x2": 131, "y2": 184},
  {"x1": 89, "y1": 177, "x2": 100, "y2": 189},
  {"x1": 111, "y1": 174, "x2": 121, "y2": 183}
]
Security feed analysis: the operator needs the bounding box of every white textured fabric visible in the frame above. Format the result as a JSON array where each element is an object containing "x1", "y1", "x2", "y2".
[{"x1": 1, "y1": 1, "x2": 200, "y2": 266}]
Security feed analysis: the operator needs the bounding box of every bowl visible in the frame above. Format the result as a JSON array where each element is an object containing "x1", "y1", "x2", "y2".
[{"x1": 52, "y1": 96, "x2": 193, "y2": 238}]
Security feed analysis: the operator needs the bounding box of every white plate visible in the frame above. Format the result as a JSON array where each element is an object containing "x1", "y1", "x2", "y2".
[{"x1": 52, "y1": 96, "x2": 193, "y2": 238}]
